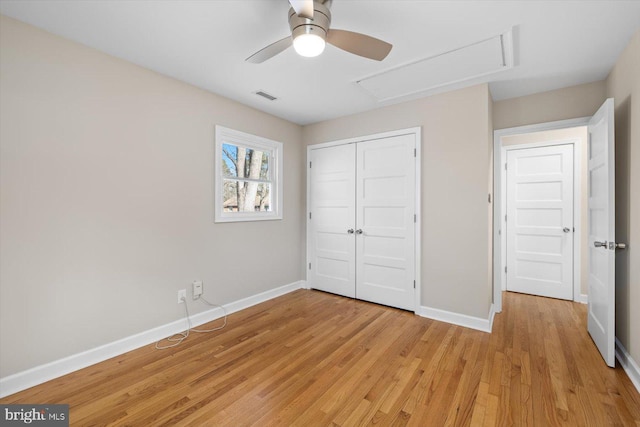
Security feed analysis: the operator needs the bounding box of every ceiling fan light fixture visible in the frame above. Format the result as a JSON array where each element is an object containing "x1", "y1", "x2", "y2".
[
  {"x1": 247, "y1": 1, "x2": 393, "y2": 63},
  {"x1": 293, "y1": 33, "x2": 326, "y2": 57}
]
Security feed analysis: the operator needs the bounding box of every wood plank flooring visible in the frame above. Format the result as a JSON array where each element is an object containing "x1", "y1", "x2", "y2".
[{"x1": 2, "y1": 290, "x2": 639, "y2": 426}]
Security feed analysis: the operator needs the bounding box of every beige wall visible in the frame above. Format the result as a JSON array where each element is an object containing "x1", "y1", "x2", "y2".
[
  {"x1": 0, "y1": 16, "x2": 304, "y2": 377},
  {"x1": 606, "y1": 30, "x2": 640, "y2": 365},
  {"x1": 304, "y1": 84, "x2": 493, "y2": 320},
  {"x1": 501, "y1": 127, "x2": 589, "y2": 297},
  {"x1": 493, "y1": 81, "x2": 606, "y2": 130}
]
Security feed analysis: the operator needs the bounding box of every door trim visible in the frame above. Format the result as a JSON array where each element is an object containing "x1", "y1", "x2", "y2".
[
  {"x1": 493, "y1": 117, "x2": 589, "y2": 313},
  {"x1": 306, "y1": 127, "x2": 422, "y2": 312}
]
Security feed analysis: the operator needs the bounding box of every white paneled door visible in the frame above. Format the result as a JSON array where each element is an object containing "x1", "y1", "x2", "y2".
[
  {"x1": 356, "y1": 135, "x2": 416, "y2": 310},
  {"x1": 506, "y1": 144, "x2": 574, "y2": 300},
  {"x1": 587, "y1": 98, "x2": 617, "y2": 367},
  {"x1": 308, "y1": 133, "x2": 416, "y2": 311},
  {"x1": 308, "y1": 144, "x2": 356, "y2": 298}
]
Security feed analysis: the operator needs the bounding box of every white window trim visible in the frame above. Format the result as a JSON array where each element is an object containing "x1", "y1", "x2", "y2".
[{"x1": 214, "y1": 126, "x2": 283, "y2": 223}]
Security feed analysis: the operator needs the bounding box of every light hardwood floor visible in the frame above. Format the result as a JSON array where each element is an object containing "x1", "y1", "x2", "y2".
[{"x1": 2, "y1": 290, "x2": 639, "y2": 426}]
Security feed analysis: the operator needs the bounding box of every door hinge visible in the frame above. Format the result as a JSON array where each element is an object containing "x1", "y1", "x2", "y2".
[
  {"x1": 505, "y1": 163, "x2": 508, "y2": 170},
  {"x1": 414, "y1": 148, "x2": 417, "y2": 157},
  {"x1": 414, "y1": 280, "x2": 416, "y2": 289},
  {"x1": 414, "y1": 214, "x2": 417, "y2": 223},
  {"x1": 505, "y1": 214, "x2": 507, "y2": 222},
  {"x1": 309, "y1": 212, "x2": 312, "y2": 220},
  {"x1": 505, "y1": 266, "x2": 507, "y2": 273},
  {"x1": 309, "y1": 161, "x2": 312, "y2": 168},
  {"x1": 488, "y1": 194, "x2": 491, "y2": 203},
  {"x1": 309, "y1": 262, "x2": 311, "y2": 270}
]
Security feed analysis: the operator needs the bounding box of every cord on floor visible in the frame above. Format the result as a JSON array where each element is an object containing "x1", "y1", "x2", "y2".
[{"x1": 155, "y1": 294, "x2": 227, "y2": 350}]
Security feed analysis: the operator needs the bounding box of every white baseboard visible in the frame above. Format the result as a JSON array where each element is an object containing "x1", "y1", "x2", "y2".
[
  {"x1": 0, "y1": 280, "x2": 305, "y2": 398},
  {"x1": 575, "y1": 294, "x2": 588, "y2": 304},
  {"x1": 417, "y1": 304, "x2": 494, "y2": 333},
  {"x1": 615, "y1": 337, "x2": 640, "y2": 394}
]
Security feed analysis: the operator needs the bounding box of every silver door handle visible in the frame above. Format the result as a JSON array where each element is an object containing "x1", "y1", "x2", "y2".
[
  {"x1": 355, "y1": 229, "x2": 363, "y2": 235},
  {"x1": 610, "y1": 242, "x2": 627, "y2": 250},
  {"x1": 347, "y1": 229, "x2": 354, "y2": 234},
  {"x1": 563, "y1": 227, "x2": 571, "y2": 233},
  {"x1": 594, "y1": 241, "x2": 607, "y2": 248}
]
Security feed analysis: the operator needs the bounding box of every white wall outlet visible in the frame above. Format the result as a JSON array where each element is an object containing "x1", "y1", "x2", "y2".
[
  {"x1": 192, "y1": 281, "x2": 203, "y2": 299},
  {"x1": 178, "y1": 289, "x2": 187, "y2": 303}
]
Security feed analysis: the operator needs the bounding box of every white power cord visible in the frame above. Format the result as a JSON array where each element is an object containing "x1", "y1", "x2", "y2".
[{"x1": 155, "y1": 294, "x2": 227, "y2": 350}]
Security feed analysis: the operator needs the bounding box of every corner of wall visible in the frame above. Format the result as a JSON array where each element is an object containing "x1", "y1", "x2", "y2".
[{"x1": 417, "y1": 303, "x2": 495, "y2": 333}]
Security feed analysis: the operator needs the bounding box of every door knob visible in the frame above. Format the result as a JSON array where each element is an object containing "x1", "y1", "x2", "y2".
[
  {"x1": 563, "y1": 227, "x2": 571, "y2": 233},
  {"x1": 594, "y1": 241, "x2": 607, "y2": 248},
  {"x1": 355, "y1": 229, "x2": 363, "y2": 235},
  {"x1": 347, "y1": 228, "x2": 354, "y2": 234},
  {"x1": 610, "y1": 242, "x2": 627, "y2": 250}
]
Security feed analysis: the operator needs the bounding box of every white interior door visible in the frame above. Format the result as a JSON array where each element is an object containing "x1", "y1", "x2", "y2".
[
  {"x1": 506, "y1": 144, "x2": 574, "y2": 300},
  {"x1": 355, "y1": 134, "x2": 416, "y2": 310},
  {"x1": 308, "y1": 144, "x2": 356, "y2": 298},
  {"x1": 587, "y1": 98, "x2": 616, "y2": 367}
]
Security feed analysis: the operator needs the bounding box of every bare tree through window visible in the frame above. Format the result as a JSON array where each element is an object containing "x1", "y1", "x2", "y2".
[{"x1": 222, "y1": 143, "x2": 270, "y2": 212}]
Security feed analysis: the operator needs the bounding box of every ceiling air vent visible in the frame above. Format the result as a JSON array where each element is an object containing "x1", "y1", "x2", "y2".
[{"x1": 255, "y1": 90, "x2": 277, "y2": 101}]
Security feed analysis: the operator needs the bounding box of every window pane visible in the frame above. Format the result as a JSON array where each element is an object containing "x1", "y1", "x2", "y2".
[
  {"x1": 223, "y1": 180, "x2": 238, "y2": 211},
  {"x1": 221, "y1": 143, "x2": 238, "y2": 178},
  {"x1": 222, "y1": 180, "x2": 271, "y2": 212},
  {"x1": 260, "y1": 152, "x2": 270, "y2": 180},
  {"x1": 222, "y1": 143, "x2": 269, "y2": 180}
]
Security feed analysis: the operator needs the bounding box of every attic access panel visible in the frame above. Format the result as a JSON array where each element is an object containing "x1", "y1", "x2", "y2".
[{"x1": 357, "y1": 29, "x2": 514, "y2": 102}]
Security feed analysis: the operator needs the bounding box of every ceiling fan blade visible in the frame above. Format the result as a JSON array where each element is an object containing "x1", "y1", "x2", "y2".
[
  {"x1": 326, "y1": 29, "x2": 392, "y2": 61},
  {"x1": 246, "y1": 36, "x2": 293, "y2": 63},
  {"x1": 289, "y1": 0, "x2": 314, "y2": 19}
]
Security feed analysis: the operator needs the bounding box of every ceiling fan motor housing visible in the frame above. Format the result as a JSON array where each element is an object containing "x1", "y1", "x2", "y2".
[{"x1": 289, "y1": 2, "x2": 331, "y2": 41}]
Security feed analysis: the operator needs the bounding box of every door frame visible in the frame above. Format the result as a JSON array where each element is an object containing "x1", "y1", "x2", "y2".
[
  {"x1": 493, "y1": 117, "x2": 589, "y2": 313},
  {"x1": 306, "y1": 127, "x2": 422, "y2": 312}
]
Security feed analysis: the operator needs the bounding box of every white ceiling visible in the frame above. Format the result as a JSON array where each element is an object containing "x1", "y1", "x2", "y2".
[{"x1": 1, "y1": 1, "x2": 639, "y2": 125}]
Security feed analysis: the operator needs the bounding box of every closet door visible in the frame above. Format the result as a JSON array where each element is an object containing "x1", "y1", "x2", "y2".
[
  {"x1": 356, "y1": 134, "x2": 416, "y2": 310},
  {"x1": 308, "y1": 144, "x2": 356, "y2": 297}
]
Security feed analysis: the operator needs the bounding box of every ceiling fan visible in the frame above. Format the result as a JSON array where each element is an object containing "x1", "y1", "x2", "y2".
[{"x1": 246, "y1": 0, "x2": 392, "y2": 63}]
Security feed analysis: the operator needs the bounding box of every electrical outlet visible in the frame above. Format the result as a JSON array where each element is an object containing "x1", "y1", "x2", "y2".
[
  {"x1": 178, "y1": 289, "x2": 186, "y2": 303},
  {"x1": 192, "y1": 281, "x2": 203, "y2": 299}
]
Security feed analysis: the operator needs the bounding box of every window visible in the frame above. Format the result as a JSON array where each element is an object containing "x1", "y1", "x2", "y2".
[{"x1": 215, "y1": 126, "x2": 283, "y2": 222}]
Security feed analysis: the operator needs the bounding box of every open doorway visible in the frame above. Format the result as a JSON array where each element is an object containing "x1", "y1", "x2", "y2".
[
  {"x1": 493, "y1": 117, "x2": 590, "y2": 312},
  {"x1": 494, "y1": 100, "x2": 619, "y2": 367}
]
